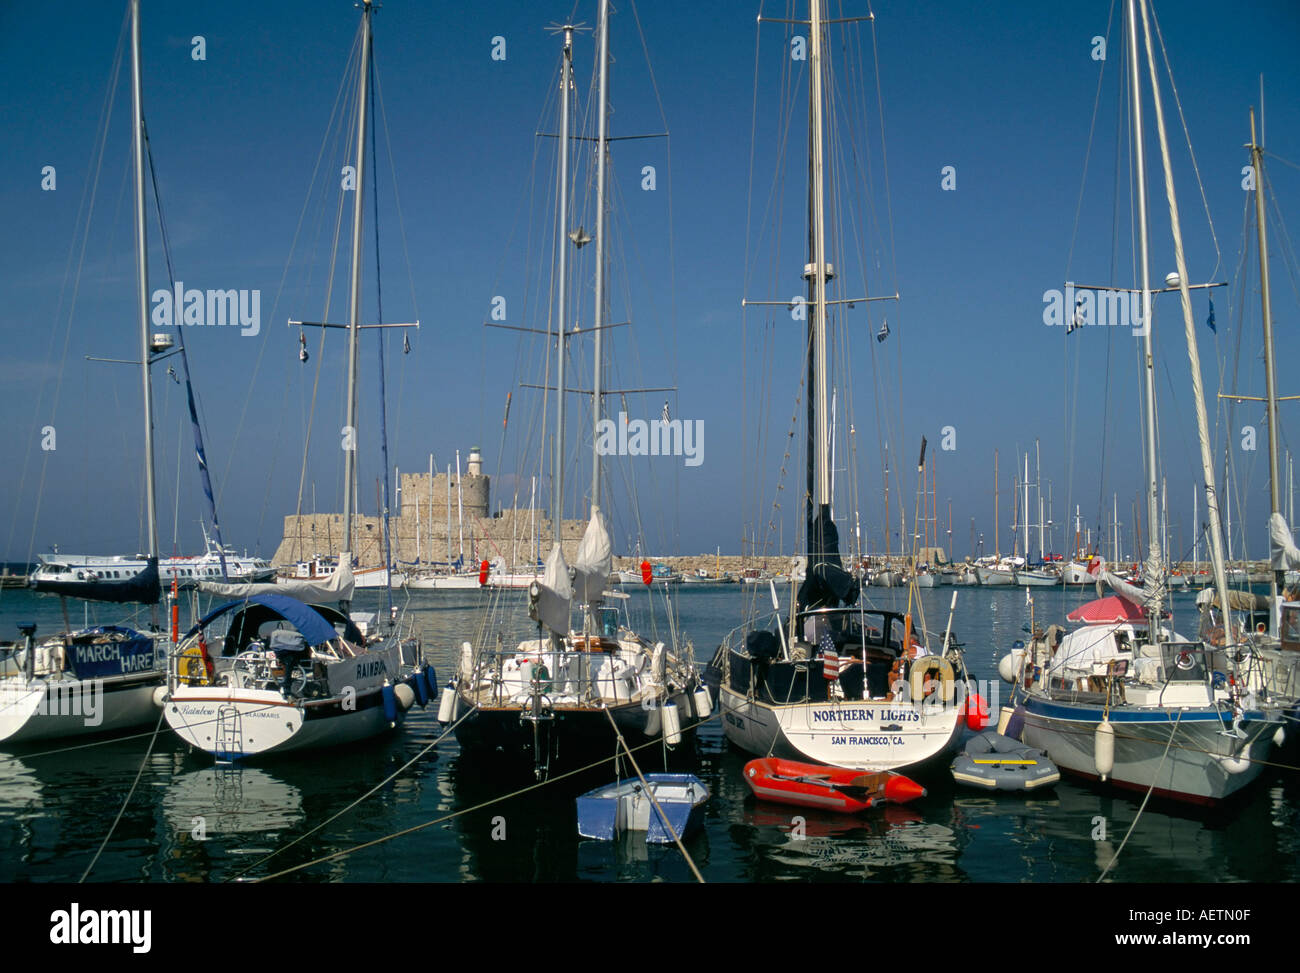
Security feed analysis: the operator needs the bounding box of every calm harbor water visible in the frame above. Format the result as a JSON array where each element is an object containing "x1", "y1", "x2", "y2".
[{"x1": 1, "y1": 581, "x2": 1296, "y2": 883}]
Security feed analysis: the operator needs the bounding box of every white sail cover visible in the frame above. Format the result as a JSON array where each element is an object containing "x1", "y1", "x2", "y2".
[
  {"x1": 572, "y1": 506, "x2": 612, "y2": 607},
  {"x1": 198, "y1": 560, "x2": 355, "y2": 602},
  {"x1": 1086, "y1": 555, "x2": 1165, "y2": 612},
  {"x1": 530, "y1": 542, "x2": 572, "y2": 637},
  {"x1": 1270, "y1": 513, "x2": 1300, "y2": 572},
  {"x1": 1103, "y1": 569, "x2": 1153, "y2": 608}
]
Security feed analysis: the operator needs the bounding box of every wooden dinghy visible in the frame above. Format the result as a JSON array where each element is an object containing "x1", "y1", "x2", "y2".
[{"x1": 743, "y1": 757, "x2": 926, "y2": 814}]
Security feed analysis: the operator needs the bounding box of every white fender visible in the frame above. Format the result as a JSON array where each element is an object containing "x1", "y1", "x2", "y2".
[
  {"x1": 1094, "y1": 718, "x2": 1115, "y2": 781},
  {"x1": 393, "y1": 683, "x2": 416, "y2": 711}
]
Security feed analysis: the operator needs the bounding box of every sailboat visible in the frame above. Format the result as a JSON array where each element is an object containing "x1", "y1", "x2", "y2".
[
  {"x1": 1218, "y1": 108, "x2": 1300, "y2": 710},
  {"x1": 442, "y1": 5, "x2": 706, "y2": 780},
  {"x1": 161, "y1": 0, "x2": 429, "y2": 760},
  {"x1": 1, "y1": 0, "x2": 170, "y2": 745},
  {"x1": 1004, "y1": 0, "x2": 1280, "y2": 805},
  {"x1": 709, "y1": 0, "x2": 973, "y2": 775}
]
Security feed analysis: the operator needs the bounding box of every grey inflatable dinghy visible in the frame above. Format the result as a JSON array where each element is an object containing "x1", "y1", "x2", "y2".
[{"x1": 951, "y1": 731, "x2": 1060, "y2": 791}]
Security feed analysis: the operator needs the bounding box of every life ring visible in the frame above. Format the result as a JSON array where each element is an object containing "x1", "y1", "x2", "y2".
[
  {"x1": 1175, "y1": 649, "x2": 1196, "y2": 671},
  {"x1": 909, "y1": 655, "x2": 955, "y2": 705}
]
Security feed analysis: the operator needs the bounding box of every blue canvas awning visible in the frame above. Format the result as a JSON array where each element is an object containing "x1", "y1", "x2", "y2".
[{"x1": 188, "y1": 593, "x2": 340, "y2": 647}]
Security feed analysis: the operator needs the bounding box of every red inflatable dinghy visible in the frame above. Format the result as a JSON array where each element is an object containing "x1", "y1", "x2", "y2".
[{"x1": 743, "y1": 757, "x2": 926, "y2": 813}]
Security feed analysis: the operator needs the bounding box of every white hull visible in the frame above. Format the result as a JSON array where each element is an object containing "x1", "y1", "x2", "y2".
[
  {"x1": 352, "y1": 567, "x2": 405, "y2": 588},
  {"x1": 405, "y1": 573, "x2": 482, "y2": 590},
  {"x1": 976, "y1": 566, "x2": 1016, "y2": 586},
  {"x1": 718, "y1": 684, "x2": 964, "y2": 773},
  {"x1": 32, "y1": 551, "x2": 274, "y2": 591},
  {"x1": 0, "y1": 674, "x2": 162, "y2": 743},
  {"x1": 1018, "y1": 695, "x2": 1278, "y2": 804},
  {"x1": 164, "y1": 685, "x2": 400, "y2": 759},
  {"x1": 1061, "y1": 561, "x2": 1094, "y2": 585},
  {"x1": 1017, "y1": 569, "x2": 1060, "y2": 587},
  {"x1": 870, "y1": 571, "x2": 901, "y2": 588}
]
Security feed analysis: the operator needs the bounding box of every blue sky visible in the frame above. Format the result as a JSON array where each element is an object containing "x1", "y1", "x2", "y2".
[{"x1": 3, "y1": 0, "x2": 1298, "y2": 567}]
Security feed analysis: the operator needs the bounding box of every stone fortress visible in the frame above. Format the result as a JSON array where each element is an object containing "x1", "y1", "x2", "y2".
[{"x1": 272, "y1": 448, "x2": 586, "y2": 568}]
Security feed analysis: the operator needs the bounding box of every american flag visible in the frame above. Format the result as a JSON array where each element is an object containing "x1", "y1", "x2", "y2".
[{"x1": 820, "y1": 629, "x2": 843, "y2": 680}]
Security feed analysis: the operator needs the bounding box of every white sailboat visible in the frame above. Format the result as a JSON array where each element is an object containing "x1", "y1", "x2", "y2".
[
  {"x1": 1006, "y1": 0, "x2": 1280, "y2": 805},
  {"x1": 162, "y1": 0, "x2": 428, "y2": 760},
  {"x1": 709, "y1": 0, "x2": 971, "y2": 775},
  {"x1": 1, "y1": 0, "x2": 169, "y2": 745},
  {"x1": 443, "y1": 5, "x2": 705, "y2": 780}
]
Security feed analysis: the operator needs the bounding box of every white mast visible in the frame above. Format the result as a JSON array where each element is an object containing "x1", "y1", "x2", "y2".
[
  {"x1": 1250, "y1": 107, "x2": 1284, "y2": 617},
  {"x1": 445, "y1": 463, "x2": 452, "y2": 565},
  {"x1": 1193, "y1": 487, "x2": 1198, "y2": 570},
  {"x1": 130, "y1": 0, "x2": 159, "y2": 574},
  {"x1": 552, "y1": 21, "x2": 575, "y2": 550},
  {"x1": 1127, "y1": 0, "x2": 1164, "y2": 622},
  {"x1": 1022, "y1": 453, "x2": 1029, "y2": 560},
  {"x1": 340, "y1": 0, "x2": 373, "y2": 600},
  {"x1": 1136, "y1": 0, "x2": 1233, "y2": 633},
  {"x1": 456, "y1": 449, "x2": 464, "y2": 561},
  {"x1": 1035, "y1": 440, "x2": 1044, "y2": 559},
  {"x1": 590, "y1": 0, "x2": 610, "y2": 512}
]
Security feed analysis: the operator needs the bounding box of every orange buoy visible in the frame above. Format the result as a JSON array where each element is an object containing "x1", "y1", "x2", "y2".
[
  {"x1": 640, "y1": 560, "x2": 653, "y2": 586},
  {"x1": 964, "y1": 691, "x2": 990, "y2": 730},
  {"x1": 478, "y1": 559, "x2": 490, "y2": 586}
]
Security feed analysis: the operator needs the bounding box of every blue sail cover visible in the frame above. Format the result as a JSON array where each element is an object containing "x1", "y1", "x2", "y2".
[
  {"x1": 65, "y1": 626, "x2": 160, "y2": 679},
  {"x1": 188, "y1": 593, "x2": 340, "y2": 647},
  {"x1": 797, "y1": 507, "x2": 859, "y2": 612},
  {"x1": 30, "y1": 557, "x2": 161, "y2": 605}
]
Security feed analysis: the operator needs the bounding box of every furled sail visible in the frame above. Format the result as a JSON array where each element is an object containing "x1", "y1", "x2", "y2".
[
  {"x1": 30, "y1": 556, "x2": 161, "y2": 605},
  {"x1": 1270, "y1": 513, "x2": 1300, "y2": 572},
  {"x1": 199, "y1": 561, "x2": 354, "y2": 602},
  {"x1": 529, "y1": 542, "x2": 572, "y2": 637},
  {"x1": 797, "y1": 505, "x2": 860, "y2": 611},
  {"x1": 572, "y1": 506, "x2": 612, "y2": 607}
]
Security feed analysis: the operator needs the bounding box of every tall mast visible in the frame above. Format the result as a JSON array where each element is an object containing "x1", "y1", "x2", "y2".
[
  {"x1": 131, "y1": 0, "x2": 158, "y2": 567},
  {"x1": 1250, "y1": 107, "x2": 1284, "y2": 612},
  {"x1": 993, "y1": 449, "x2": 999, "y2": 557},
  {"x1": 1136, "y1": 0, "x2": 1232, "y2": 634},
  {"x1": 809, "y1": 0, "x2": 830, "y2": 512},
  {"x1": 1022, "y1": 452, "x2": 1029, "y2": 560},
  {"x1": 1035, "y1": 441, "x2": 1043, "y2": 559},
  {"x1": 1127, "y1": 0, "x2": 1163, "y2": 621},
  {"x1": 590, "y1": 0, "x2": 610, "y2": 511},
  {"x1": 552, "y1": 23, "x2": 575, "y2": 546},
  {"x1": 341, "y1": 0, "x2": 373, "y2": 588},
  {"x1": 1192, "y1": 487, "x2": 1198, "y2": 569}
]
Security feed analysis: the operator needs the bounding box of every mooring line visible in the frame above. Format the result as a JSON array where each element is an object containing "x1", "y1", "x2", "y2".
[
  {"x1": 229, "y1": 704, "x2": 480, "y2": 880},
  {"x1": 603, "y1": 706, "x2": 705, "y2": 883},
  {"x1": 250, "y1": 708, "x2": 721, "y2": 882},
  {"x1": 1097, "y1": 710, "x2": 1181, "y2": 882},
  {"x1": 78, "y1": 708, "x2": 165, "y2": 883}
]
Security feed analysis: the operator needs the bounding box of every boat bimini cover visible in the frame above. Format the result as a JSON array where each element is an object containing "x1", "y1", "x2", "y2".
[{"x1": 187, "y1": 593, "x2": 339, "y2": 648}]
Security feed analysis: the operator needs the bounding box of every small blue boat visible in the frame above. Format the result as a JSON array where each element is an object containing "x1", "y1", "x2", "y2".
[{"x1": 576, "y1": 774, "x2": 709, "y2": 843}]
